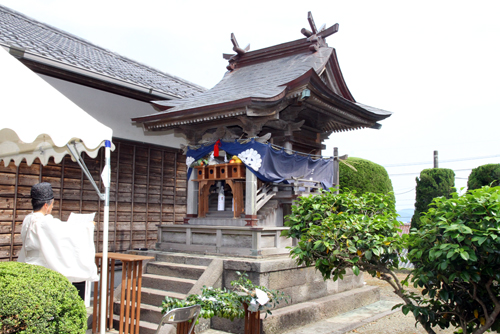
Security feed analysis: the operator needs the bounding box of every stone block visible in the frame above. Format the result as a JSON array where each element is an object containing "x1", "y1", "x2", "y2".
[
  {"x1": 162, "y1": 231, "x2": 185, "y2": 243},
  {"x1": 326, "y1": 278, "x2": 339, "y2": 294},
  {"x1": 268, "y1": 268, "x2": 307, "y2": 289},
  {"x1": 221, "y1": 234, "x2": 252, "y2": 248},
  {"x1": 212, "y1": 315, "x2": 244, "y2": 333},
  {"x1": 337, "y1": 272, "x2": 353, "y2": 292},
  {"x1": 353, "y1": 271, "x2": 364, "y2": 288},
  {"x1": 260, "y1": 235, "x2": 275, "y2": 248},
  {"x1": 192, "y1": 232, "x2": 217, "y2": 246}
]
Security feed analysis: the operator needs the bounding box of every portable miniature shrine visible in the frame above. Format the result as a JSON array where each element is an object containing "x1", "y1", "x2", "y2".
[{"x1": 133, "y1": 12, "x2": 392, "y2": 257}]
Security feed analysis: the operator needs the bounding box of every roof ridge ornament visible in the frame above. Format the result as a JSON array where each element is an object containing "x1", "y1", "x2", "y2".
[
  {"x1": 222, "y1": 12, "x2": 339, "y2": 71},
  {"x1": 224, "y1": 33, "x2": 250, "y2": 71},
  {"x1": 301, "y1": 11, "x2": 339, "y2": 52}
]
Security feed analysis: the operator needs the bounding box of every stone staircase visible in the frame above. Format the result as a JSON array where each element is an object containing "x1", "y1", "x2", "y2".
[
  {"x1": 256, "y1": 199, "x2": 282, "y2": 226},
  {"x1": 109, "y1": 251, "x2": 381, "y2": 334},
  {"x1": 113, "y1": 253, "x2": 222, "y2": 334}
]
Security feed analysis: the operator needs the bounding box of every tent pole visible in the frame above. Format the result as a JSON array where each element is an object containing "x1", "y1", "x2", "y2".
[
  {"x1": 66, "y1": 142, "x2": 105, "y2": 201},
  {"x1": 100, "y1": 140, "x2": 111, "y2": 334}
]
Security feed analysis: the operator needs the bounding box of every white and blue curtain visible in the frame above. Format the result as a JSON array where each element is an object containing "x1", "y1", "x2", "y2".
[{"x1": 186, "y1": 139, "x2": 334, "y2": 189}]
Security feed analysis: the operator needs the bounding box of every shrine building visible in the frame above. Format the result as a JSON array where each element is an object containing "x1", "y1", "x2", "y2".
[{"x1": 133, "y1": 12, "x2": 392, "y2": 258}]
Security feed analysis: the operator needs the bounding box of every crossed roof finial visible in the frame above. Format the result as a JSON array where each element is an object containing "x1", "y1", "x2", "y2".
[
  {"x1": 301, "y1": 11, "x2": 339, "y2": 52},
  {"x1": 223, "y1": 33, "x2": 250, "y2": 70},
  {"x1": 223, "y1": 12, "x2": 339, "y2": 70}
]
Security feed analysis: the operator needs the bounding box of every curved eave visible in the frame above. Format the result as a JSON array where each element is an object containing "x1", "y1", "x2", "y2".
[
  {"x1": 133, "y1": 68, "x2": 392, "y2": 132},
  {"x1": 328, "y1": 48, "x2": 356, "y2": 102},
  {"x1": 306, "y1": 69, "x2": 392, "y2": 123}
]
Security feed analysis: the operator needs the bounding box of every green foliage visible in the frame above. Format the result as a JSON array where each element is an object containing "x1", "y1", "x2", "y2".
[
  {"x1": 161, "y1": 272, "x2": 288, "y2": 321},
  {"x1": 284, "y1": 185, "x2": 500, "y2": 334},
  {"x1": 339, "y1": 157, "x2": 395, "y2": 205},
  {"x1": 467, "y1": 163, "x2": 500, "y2": 191},
  {"x1": 230, "y1": 272, "x2": 288, "y2": 315},
  {"x1": 283, "y1": 189, "x2": 404, "y2": 281},
  {"x1": 405, "y1": 186, "x2": 500, "y2": 334},
  {"x1": 411, "y1": 168, "x2": 455, "y2": 229},
  {"x1": 162, "y1": 286, "x2": 244, "y2": 322},
  {"x1": 0, "y1": 262, "x2": 87, "y2": 334}
]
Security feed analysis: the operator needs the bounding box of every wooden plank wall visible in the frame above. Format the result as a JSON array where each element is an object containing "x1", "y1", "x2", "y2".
[{"x1": 0, "y1": 138, "x2": 186, "y2": 261}]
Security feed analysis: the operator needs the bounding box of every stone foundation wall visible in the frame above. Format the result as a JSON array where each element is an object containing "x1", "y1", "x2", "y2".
[{"x1": 222, "y1": 256, "x2": 364, "y2": 307}]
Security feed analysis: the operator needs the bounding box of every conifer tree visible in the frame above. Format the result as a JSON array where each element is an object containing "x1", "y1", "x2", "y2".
[
  {"x1": 339, "y1": 157, "x2": 394, "y2": 205},
  {"x1": 467, "y1": 163, "x2": 500, "y2": 191},
  {"x1": 410, "y1": 168, "x2": 455, "y2": 229}
]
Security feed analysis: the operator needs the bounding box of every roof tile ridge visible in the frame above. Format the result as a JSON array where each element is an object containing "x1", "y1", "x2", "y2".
[{"x1": 0, "y1": 4, "x2": 207, "y2": 92}]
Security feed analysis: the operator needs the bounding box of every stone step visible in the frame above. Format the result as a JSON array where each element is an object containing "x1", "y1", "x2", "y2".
[
  {"x1": 111, "y1": 314, "x2": 215, "y2": 334},
  {"x1": 112, "y1": 313, "x2": 174, "y2": 334},
  {"x1": 264, "y1": 286, "x2": 380, "y2": 334},
  {"x1": 146, "y1": 262, "x2": 207, "y2": 280},
  {"x1": 142, "y1": 273, "x2": 196, "y2": 294},
  {"x1": 113, "y1": 301, "x2": 162, "y2": 325},
  {"x1": 140, "y1": 287, "x2": 186, "y2": 307},
  {"x1": 155, "y1": 253, "x2": 213, "y2": 266},
  {"x1": 212, "y1": 286, "x2": 380, "y2": 334},
  {"x1": 140, "y1": 303, "x2": 163, "y2": 324},
  {"x1": 205, "y1": 210, "x2": 234, "y2": 218},
  {"x1": 184, "y1": 217, "x2": 247, "y2": 226}
]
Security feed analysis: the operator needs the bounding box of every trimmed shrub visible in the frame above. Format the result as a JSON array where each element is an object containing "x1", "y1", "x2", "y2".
[
  {"x1": 0, "y1": 262, "x2": 86, "y2": 334},
  {"x1": 339, "y1": 157, "x2": 394, "y2": 204},
  {"x1": 410, "y1": 168, "x2": 455, "y2": 229},
  {"x1": 406, "y1": 186, "x2": 500, "y2": 333},
  {"x1": 467, "y1": 163, "x2": 500, "y2": 191}
]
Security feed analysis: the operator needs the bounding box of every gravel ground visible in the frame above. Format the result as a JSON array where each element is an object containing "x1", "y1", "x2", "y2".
[{"x1": 346, "y1": 272, "x2": 457, "y2": 334}]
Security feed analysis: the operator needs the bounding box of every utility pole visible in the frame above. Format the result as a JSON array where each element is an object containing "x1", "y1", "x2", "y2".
[
  {"x1": 333, "y1": 147, "x2": 339, "y2": 194},
  {"x1": 434, "y1": 150, "x2": 439, "y2": 168}
]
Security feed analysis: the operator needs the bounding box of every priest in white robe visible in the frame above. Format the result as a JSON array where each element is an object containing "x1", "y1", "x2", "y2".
[{"x1": 18, "y1": 182, "x2": 99, "y2": 298}]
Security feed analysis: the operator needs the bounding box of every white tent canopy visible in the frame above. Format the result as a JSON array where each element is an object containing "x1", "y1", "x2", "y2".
[
  {"x1": 0, "y1": 47, "x2": 112, "y2": 167},
  {"x1": 0, "y1": 46, "x2": 112, "y2": 334}
]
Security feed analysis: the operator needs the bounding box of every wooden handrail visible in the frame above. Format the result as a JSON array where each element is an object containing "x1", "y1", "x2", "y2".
[{"x1": 92, "y1": 253, "x2": 154, "y2": 334}]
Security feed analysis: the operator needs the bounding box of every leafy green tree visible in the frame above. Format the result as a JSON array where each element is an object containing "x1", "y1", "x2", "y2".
[
  {"x1": 467, "y1": 163, "x2": 500, "y2": 191},
  {"x1": 0, "y1": 262, "x2": 87, "y2": 334},
  {"x1": 283, "y1": 189, "x2": 408, "y2": 296},
  {"x1": 405, "y1": 186, "x2": 500, "y2": 334},
  {"x1": 339, "y1": 157, "x2": 395, "y2": 204},
  {"x1": 284, "y1": 187, "x2": 500, "y2": 334},
  {"x1": 411, "y1": 168, "x2": 455, "y2": 229}
]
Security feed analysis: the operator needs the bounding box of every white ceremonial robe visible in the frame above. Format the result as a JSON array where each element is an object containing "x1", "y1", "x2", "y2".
[{"x1": 18, "y1": 212, "x2": 99, "y2": 282}]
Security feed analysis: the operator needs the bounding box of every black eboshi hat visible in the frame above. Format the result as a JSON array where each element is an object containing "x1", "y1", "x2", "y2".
[{"x1": 31, "y1": 182, "x2": 54, "y2": 201}]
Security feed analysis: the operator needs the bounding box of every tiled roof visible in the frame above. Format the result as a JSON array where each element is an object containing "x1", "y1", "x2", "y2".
[
  {"x1": 152, "y1": 47, "x2": 334, "y2": 113},
  {"x1": 0, "y1": 4, "x2": 206, "y2": 99},
  {"x1": 134, "y1": 37, "x2": 392, "y2": 133}
]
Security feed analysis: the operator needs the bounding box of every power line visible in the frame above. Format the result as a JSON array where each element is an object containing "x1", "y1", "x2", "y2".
[
  {"x1": 394, "y1": 187, "x2": 416, "y2": 195},
  {"x1": 383, "y1": 154, "x2": 500, "y2": 168},
  {"x1": 389, "y1": 167, "x2": 474, "y2": 176}
]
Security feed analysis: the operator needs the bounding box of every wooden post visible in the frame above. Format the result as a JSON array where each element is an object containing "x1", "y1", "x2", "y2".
[
  {"x1": 93, "y1": 253, "x2": 154, "y2": 334},
  {"x1": 434, "y1": 150, "x2": 439, "y2": 168},
  {"x1": 243, "y1": 303, "x2": 261, "y2": 334},
  {"x1": 245, "y1": 168, "x2": 258, "y2": 226},
  {"x1": 176, "y1": 321, "x2": 196, "y2": 334},
  {"x1": 186, "y1": 166, "x2": 199, "y2": 217},
  {"x1": 333, "y1": 147, "x2": 339, "y2": 194}
]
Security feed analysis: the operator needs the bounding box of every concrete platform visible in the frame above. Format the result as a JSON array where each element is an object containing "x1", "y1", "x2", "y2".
[{"x1": 282, "y1": 300, "x2": 400, "y2": 334}]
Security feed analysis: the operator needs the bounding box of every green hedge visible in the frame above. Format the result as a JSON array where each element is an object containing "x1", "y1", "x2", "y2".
[
  {"x1": 410, "y1": 168, "x2": 455, "y2": 229},
  {"x1": 339, "y1": 157, "x2": 394, "y2": 204},
  {"x1": 0, "y1": 262, "x2": 86, "y2": 334},
  {"x1": 467, "y1": 163, "x2": 500, "y2": 191}
]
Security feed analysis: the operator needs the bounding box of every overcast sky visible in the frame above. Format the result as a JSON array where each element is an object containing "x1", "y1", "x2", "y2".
[{"x1": 2, "y1": 0, "x2": 499, "y2": 215}]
